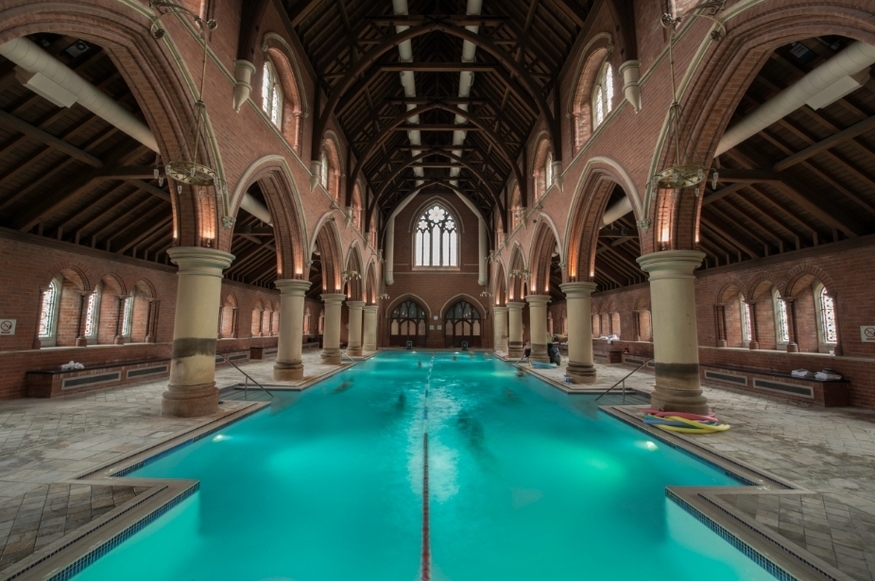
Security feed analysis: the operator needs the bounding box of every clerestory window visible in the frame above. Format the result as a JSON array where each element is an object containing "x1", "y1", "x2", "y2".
[
  {"x1": 592, "y1": 61, "x2": 614, "y2": 129},
  {"x1": 414, "y1": 205, "x2": 458, "y2": 267},
  {"x1": 262, "y1": 61, "x2": 283, "y2": 127}
]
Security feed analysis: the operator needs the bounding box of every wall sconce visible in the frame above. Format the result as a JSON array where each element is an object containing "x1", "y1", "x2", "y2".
[{"x1": 378, "y1": 293, "x2": 390, "y2": 300}]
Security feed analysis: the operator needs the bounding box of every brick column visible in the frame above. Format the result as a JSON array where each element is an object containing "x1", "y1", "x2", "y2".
[
  {"x1": 363, "y1": 305, "x2": 378, "y2": 351},
  {"x1": 506, "y1": 302, "x2": 525, "y2": 359},
  {"x1": 747, "y1": 300, "x2": 760, "y2": 350},
  {"x1": 561, "y1": 281, "x2": 597, "y2": 384},
  {"x1": 273, "y1": 279, "x2": 311, "y2": 381},
  {"x1": 637, "y1": 250, "x2": 709, "y2": 414},
  {"x1": 525, "y1": 294, "x2": 551, "y2": 363},
  {"x1": 321, "y1": 293, "x2": 345, "y2": 365},
  {"x1": 346, "y1": 300, "x2": 365, "y2": 356},
  {"x1": 162, "y1": 247, "x2": 234, "y2": 418}
]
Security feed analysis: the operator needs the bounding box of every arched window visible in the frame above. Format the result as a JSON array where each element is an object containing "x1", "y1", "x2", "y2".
[
  {"x1": 814, "y1": 284, "x2": 838, "y2": 349},
  {"x1": 262, "y1": 60, "x2": 283, "y2": 127},
  {"x1": 83, "y1": 285, "x2": 101, "y2": 343},
  {"x1": 390, "y1": 300, "x2": 427, "y2": 347},
  {"x1": 120, "y1": 295, "x2": 134, "y2": 339},
  {"x1": 592, "y1": 61, "x2": 614, "y2": 129},
  {"x1": 545, "y1": 150, "x2": 553, "y2": 193},
  {"x1": 445, "y1": 300, "x2": 481, "y2": 348},
  {"x1": 414, "y1": 205, "x2": 458, "y2": 267},
  {"x1": 320, "y1": 150, "x2": 328, "y2": 188},
  {"x1": 773, "y1": 289, "x2": 790, "y2": 345},
  {"x1": 739, "y1": 294, "x2": 752, "y2": 345},
  {"x1": 38, "y1": 279, "x2": 61, "y2": 345},
  {"x1": 510, "y1": 186, "x2": 522, "y2": 230}
]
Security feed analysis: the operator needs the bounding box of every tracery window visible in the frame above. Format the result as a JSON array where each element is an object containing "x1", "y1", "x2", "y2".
[
  {"x1": 39, "y1": 280, "x2": 60, "y2": 339},
  {"x1": 320, "y1": 150, "x2": 328, "y2": 188},
  {"x1": 414, "y1": 205, "x2": 458, "y2": 267},
  {"x1": 262, "y1": 60, "x2": 283, "y2": 127},
  {"x1": 390, "y1": 300, "x2": 427, "y2": 346},
  {"x1": 545, "y1": 150, "x2": 553, "y2": 193},
  {"x1": 592, "y1": 61, "x2": 614, "y2": 129}
]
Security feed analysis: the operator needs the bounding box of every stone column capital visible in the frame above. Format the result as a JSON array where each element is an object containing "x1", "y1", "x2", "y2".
[
  {"x1": 345, "y1": 300, "x2": 366, "y2": 310},
  {"x1": 274, "y1": 278, "x2": 311, "y2": 296},
  {"x1": 636, "y1": 250, "x2": 705, "y2": 280},
  {"x1": 492, "y1": 305, "x2": 508, "y2": 314},
  {"x1": 506, "y1": 301, "x2": 526, "y2": 311},
  {"x1": 321, "y1": 293, "x2": 346, "y2": 305},
  {"x1": 363, "y1": 305, "x2": 379, "y2": 314},
  {"x1": 168, "y1": 247, "x2": 235, "y2": 276},
  {"x1": 560, "y1": 281, "x2": 598, "y2": 298},
  {"x1": 525, "y1": 294, "x2": 551, "y2": 307}
]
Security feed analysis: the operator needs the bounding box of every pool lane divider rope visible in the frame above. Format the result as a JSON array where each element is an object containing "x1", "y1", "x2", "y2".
[{"x1": 421, "y1": 355, "x2": 434, "y2": 581}]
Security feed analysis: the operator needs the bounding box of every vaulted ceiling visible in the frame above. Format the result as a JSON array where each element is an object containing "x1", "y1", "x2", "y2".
[{"x1": 286, "y1": 0, "x2": 590, "y2": 225}]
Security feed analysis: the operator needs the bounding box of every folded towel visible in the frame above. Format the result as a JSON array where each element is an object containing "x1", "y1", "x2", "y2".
[
  {"x1": 791, "y1": 369, "x2": 810, "y2": 378},
  {"x1": 814, "y1": 371, "x2": 842, "y2": 380}
]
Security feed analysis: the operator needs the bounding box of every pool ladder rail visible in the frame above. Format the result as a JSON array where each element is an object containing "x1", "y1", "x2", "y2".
[
  {"x1": 218, "y1": 353, "x2": 275, "y2": 399},
  {"x1": 594, "y1": 358, "x2": 652, "y2": 404}
]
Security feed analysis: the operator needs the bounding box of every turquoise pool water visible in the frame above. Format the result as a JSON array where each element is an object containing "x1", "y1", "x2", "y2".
[{"x1": 73, "y1": 352, "x2": 775, "y2": 581}]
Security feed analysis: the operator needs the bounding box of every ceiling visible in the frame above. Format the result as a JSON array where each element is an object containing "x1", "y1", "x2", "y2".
[{"x1": 287, "y1": 0, "x2": 589, "y2": 225}]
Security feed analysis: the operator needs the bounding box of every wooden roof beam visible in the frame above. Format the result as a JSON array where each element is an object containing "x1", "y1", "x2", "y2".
[{"x1": 0, "y1": 109, "x2": 102, "y2": 167}]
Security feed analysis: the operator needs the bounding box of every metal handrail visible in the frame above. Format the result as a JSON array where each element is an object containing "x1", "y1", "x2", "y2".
[
  {"x1": 341, "y1": 350, "x2": 361, "y2": 364},
  {"x1": 218, "y1": 354, "x2": 274, "y2": 398},
  {"x1": 594, "y1": 358, "x2": 652, "y2": 403}
]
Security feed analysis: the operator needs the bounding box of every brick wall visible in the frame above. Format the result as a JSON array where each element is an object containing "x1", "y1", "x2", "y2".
[{"x1": 0, "y1": 233, "x2": 280, "y2": 399}]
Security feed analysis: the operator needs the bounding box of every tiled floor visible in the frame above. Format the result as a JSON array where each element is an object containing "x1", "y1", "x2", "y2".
[{"x1": 1, "y1": 350, "x2": 874, "y2": 580}]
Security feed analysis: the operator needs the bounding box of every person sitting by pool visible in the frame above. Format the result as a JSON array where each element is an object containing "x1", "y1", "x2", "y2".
[{"x1": 523, "y1": 340, "x2": 531, "y2": 359}]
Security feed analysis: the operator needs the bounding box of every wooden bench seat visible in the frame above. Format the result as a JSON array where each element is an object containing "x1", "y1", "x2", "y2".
[{"x1": 699, "y1": 363, "x2": 850, "y2": 407}]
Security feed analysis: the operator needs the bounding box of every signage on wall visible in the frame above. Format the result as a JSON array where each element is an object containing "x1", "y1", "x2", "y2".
[
  {"x1": 0, "y1": 319, "x2": 16, "y2": 336},
  {"x1": 861, "y1": 326, "x2": 875, "y2": 342}
]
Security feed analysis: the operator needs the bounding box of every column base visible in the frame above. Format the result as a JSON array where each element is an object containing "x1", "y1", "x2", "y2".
[
  {"x1": 749, "y1": 341, "x2": 759, "y2": 350},
  {"x1": 113, "y1": 336, "x2": 124, "y2": 345},
  {"x1": 273, "y1": 360, "x2": 304, "y2": 381},
  {"x1": 530, "y1": 344, "x2": 549, "y2": 363},
  {"x1": 161, "y1": 383, "x2": 218, "y2": 417},
  {"x1": 508, "y1": 341, "x2": 523, "y2": 359},
  {"x1": 651, "y1": 362, "x2": 709, "y2": 414},
  {"x1": 347, "y1": 345, "x2": 362, "y2": 357},
  {"x1": 566, "y1": 361, "x2": 597, "y2": 384},
  {"x1": 363, "y1": 343, "x2": 376, "y2": 352},
  {"x1": 32, "y1": 338, "x2": 42, "y2": 349},
  {"x1": 321, "y1": 348, "x2": 341, "y2": 365},
  {"x1": 75, "y1": 337, "x2": 87, "y2": 347},
  {"x1": 786, "y1": 342, "x2": 799, "y2": 353},
  {"x1": 717, "y1": 339, "x2": 727, "y2": 348}
]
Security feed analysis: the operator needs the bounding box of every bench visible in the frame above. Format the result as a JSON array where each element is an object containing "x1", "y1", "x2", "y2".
[
  {"x1": 700, "y1": 363, "x2": 850, "y2": 407},
  {"x1": 26, "y1": 358, "x2": 171, "y2": 398}
]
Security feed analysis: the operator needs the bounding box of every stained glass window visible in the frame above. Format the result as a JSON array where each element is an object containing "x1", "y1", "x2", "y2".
[
  {"x1": 320, "y1": 150, "x2": 328, "y2": 188},
  {"x1": 740, "y1": 295, "x2": 752, "y2": 343},
  {"x1": 39, "y1": 281, "x2": 58, "y2": 338},
  {"x1": 820, "y1": 287, "x2": 837, "y2": 343},
  {"x1": 83, "y1": 289, "x2": 99, "y2": 337},
  {"x1": 121, "y1": 296, "x2": 133, "y2": 337},
  {"x1": 262, "y1": 61, "x2": 283, "y2": 127},
  {"x1": 775, "y1": 291, "x2": 789, "y2": 344},
  {"x1": 415, "y1": 205, "x2": 457, "y2": 267}
]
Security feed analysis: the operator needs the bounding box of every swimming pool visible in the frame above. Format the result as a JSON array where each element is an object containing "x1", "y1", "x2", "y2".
[{"x1": 71, "y1": 352, "x2": 776, "y2": 581}]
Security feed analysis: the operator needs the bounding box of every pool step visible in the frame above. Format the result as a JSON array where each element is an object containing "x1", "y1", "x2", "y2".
[{"x1": 221, "y1": 387, "x2": 274, "y2": 402}]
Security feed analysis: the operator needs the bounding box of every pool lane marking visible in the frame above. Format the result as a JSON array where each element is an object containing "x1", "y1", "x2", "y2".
[{"x1": 421, "y1": 355, "x2": 434, "y2": 581}]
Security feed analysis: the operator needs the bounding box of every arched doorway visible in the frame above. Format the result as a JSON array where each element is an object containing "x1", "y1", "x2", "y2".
[
  {"x1": 444, "y1": 300, "x2": 482, "y2": 348},
  {"x1": 389, "y1": 300, "x2": 427, "y2": 347}
]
